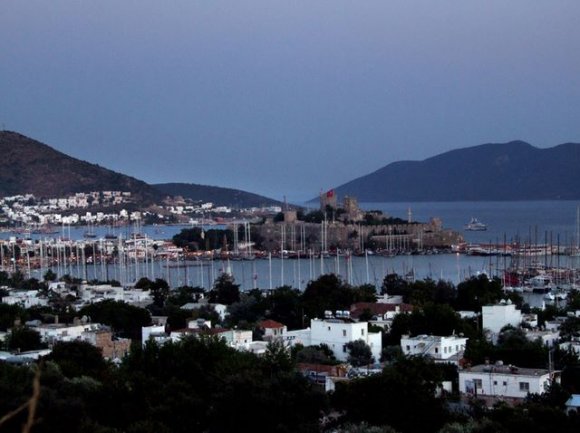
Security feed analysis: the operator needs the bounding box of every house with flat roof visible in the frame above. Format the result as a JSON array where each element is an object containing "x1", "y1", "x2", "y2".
[
  {"x1": 286, "y1": 318, "x2": 382, "y2": 363},
  {"x1": 459, "y1": 362, "x2": 559, "y2": 404},
  {"x1": 400, "y1": 334, "x2": 468, "y2": 365}
]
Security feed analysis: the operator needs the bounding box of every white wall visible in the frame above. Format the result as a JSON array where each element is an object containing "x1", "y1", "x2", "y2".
[
  {"x1": 459, "y1": 370, "x2": 550, "y2": 399},
  {"x1": 482, "y1": 304, "x2": 522, "y2": 335},
  {"x1": 401, "y1": 335, "x2": 467, "y2": 360},
  {"x1": 310, "y1": 319, "x2": 381, "y2": 362}
]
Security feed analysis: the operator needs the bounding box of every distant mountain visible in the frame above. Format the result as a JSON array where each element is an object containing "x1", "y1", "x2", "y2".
[
  {"x1": 153, "y1": 183, "x2": 283, "y2": 208},
  {"x1": 0, "y1": 131, "x2": 162, "y2": 201},
  {"x1": 330, "y1": 140, "x2": 580, "y2": 202}
]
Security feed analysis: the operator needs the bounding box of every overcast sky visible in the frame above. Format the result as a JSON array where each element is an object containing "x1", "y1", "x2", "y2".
[{"x1": 1, "y1": 1, "x2": 579, "y2": 201}]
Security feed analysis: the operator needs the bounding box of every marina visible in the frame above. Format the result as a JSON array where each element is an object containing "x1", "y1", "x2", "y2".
[{"x1": 2, "y1": 201, "x2": 580, "y2": 293}]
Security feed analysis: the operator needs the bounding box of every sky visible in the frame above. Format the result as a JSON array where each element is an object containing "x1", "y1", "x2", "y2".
[{"x1": 1, "y1": 1, "x2": 580, "y2": 202}]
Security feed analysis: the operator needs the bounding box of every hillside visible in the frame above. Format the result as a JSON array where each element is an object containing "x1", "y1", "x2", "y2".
[
  {"x1": 329, "y1": 140, "x2": 580, "y2": 202},
  {"x1": 0, "y1": 131, "x2": 162, "y2": 201},
  {"x1": 153, "y1": 183, "x2": 283, "y2": 208}
]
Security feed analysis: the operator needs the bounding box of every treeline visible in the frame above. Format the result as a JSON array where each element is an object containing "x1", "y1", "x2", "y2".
[{"x1": 1, "y1": 339, "x2": 580, "y2": 433}]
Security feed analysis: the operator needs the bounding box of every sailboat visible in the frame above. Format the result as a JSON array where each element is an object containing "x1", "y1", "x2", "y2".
[
  {"x1": 464, "y1": 217, "x2": 487, "y2": 231},
  {"x1": 84, "y1": 221, "x2": 97, "y2": 238}
]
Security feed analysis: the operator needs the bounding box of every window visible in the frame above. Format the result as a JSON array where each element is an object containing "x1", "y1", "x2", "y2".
[
  {"x1": 473, "y1": 379, "x2": 482, "y2": 389},
  {"x1": 435, "y1": 348, "x2": 439, "y2": 354},
  {"x1": 493, "y1": 381, "x2": 498, "y2": 386},
  {"x1": 342, "y1": 344, "x2": 347, "y2": 353},
  {"x1": 519, "y1": 382, "x2": 530, "y2": 392},
  {"x1": 328, "y1": 326, "x2": 331, "y2": 331},
  {"x1": 342, "y1": 330, "x2": 347, "y2": 337},
  {"x1": 361, "y1": 329, "x2": 365, "y2": 336},
  {"x1": 406, "y1": 345, "x2": 410, "y2": 352},
  {"x1": 503, "y1": 381, "x2": 507, "y2": 386}
]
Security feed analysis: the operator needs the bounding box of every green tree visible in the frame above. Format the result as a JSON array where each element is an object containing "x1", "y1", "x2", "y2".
[
  {"x1": 262, "y1": 285, "x2": 303, "y2": 329},
  {"x1": 150, "y1": 278, "x2": 170, "y2": 308},
  {"x1": 79, "y1": 300, "x2": 151, "y2": 340},
  {"x1": 6, "y1": 327, "x2": 44, "y2": 351},
  {"x1": 43, "y1": 269, "x2": 57, "y2": 282},
  {"x1": 301, "y1": 274, "x2": 353, "y2": 319},
  {"x1": 381, "y1": 273, "x2": 408, "y2": 296},
  {"x1": 346, "y1": 340, "x2": 374, "y2": 367},
  {"x1": 47, "y1": 340, "x2": 108, "y2": 379},
  {"x1": 208, "y1": 273, "x2": 240, "y2": 305},
  {"x1": 332, "y1": 357, "x2": 447, "y2": 433}
]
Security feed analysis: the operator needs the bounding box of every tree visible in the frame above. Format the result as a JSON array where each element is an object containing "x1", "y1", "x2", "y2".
[
  {"x1": 262, "y1": 340, "x2": 294, "y2": 374},
  {"x1": 301, "y1": 274, "x2": 353, "y2": 319},
  {"x1": 150, "y1": 278, "x2": 170, "y2": 308},
  {"x1": 296, "y1": 344, "x2": 338, "y2": 365},
  {"x1": 135, "y1": 277, "x2": 154, "y2": 290},
  {"x1": 332, "y1": 357, "x2": 447, "y2": 433},
  {"x1": 262, "y1": 285, "x2": 303, "y2": 329},
  {"x1": 454, "y1": 275, "x2": 516, "y2": 311},
  {"x1": 208, "y1": 273, "x2": 240, "y2": 305},
  {"x1": 79, "y1": 300, "x2": 151, "y2": 340},
  {"x1": 166, "y1": 285, "x2": 205, "y2": 306},
  {"x1": 346, "y1": 340, "x2": 374, "y2": 367},
  {"x1": 43, "y1": 269, "x2": 57, "y2": 282},
  {"x1": 47, "y1": 340, "x2": 108, "y2": 379},
  {"x1": 6, "y1": 327, "x2": 44, "y2": 351}
]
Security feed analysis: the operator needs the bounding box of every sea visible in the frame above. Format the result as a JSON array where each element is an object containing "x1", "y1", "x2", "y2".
[{"x1": 3, "y1": 201, "x2": 580, "y2": 292}]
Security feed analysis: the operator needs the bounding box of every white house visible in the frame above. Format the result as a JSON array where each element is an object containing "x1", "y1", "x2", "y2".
[
  {"x1": 459, "y1": 363, "x2": 559, "y2": 401},
  {"x1": 35, "y1": 322, "x2": 101, "y2": 344},
  {"x1": 2, "y1": 290, "x2": 48, "y2": 309},
  {"x1": 524, "y1": 329, "x2": 560, "y2": 347},
  {"x1": 78, "y1": 284, "x2": 124, "y2": 302},
  {"x1": 286, "y1": 318, "x2": 382, "y2": 363},
  {"x1": 559, "y1": 338, "x2": 580, "y2": 358},
  {"x1": 142, "y1": 324, "x2": 169, "y2": 346},
  {"x1": 258, "y1": 319, "x2": 287, "y2": 340},
  {"x1": 482, "y1": 302, "x2": 522, "y2": 340},
  {"x1": 400, "y1": 334, "x2": 468, "y2": 364}
]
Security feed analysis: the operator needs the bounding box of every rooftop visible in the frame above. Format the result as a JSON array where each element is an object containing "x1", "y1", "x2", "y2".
[
  {"x1": 259, "y1": 319, "x2": 286, "y2": 329},
  {"x1": 465, "y1": 364, "x2": 554, "y2": 377}
]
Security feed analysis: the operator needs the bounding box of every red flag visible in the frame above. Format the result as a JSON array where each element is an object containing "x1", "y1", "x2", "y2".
[{"x1": 326, "y1": 189, "x2": 334, "y2": 198}]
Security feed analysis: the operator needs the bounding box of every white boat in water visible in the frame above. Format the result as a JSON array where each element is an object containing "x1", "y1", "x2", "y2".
[{"x1": 464, "y1": 217, "x2": 487, "y2": 231}]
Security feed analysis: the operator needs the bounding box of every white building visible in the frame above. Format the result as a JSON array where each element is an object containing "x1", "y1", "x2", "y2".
[
  {"x1": 78, "y1": 284, "x2": 124, "y2": 303},
  {"x1": 524, "y1": 329, "x2": 560, "y2": 347},
  {"x1": 459, "y1": 363, "x2": 559, "y2": 401},
  {"x1": 1, "y1": 291, "x2": 48, "y2": 309},
  {"x1": 400, "y1": 334, "x2": 468, "y2": 364},
  {"x1": 35, "y1": 322, "x2": 101, "y2": 344},
  {"x1": 258, "y1": 319, "x2": 287, "y2": 340},
  {"x1": 482, "y1": 302, "x2": 522, "y2": 339},
  {"x1": 560, "y1": 338, "x2": 580, "y2": 358},
  {"x1": 142, "y1": 324, "x2": 169, "y2": 346},
  {"x1": 286, "y1": 318, "x2": 382, "y2": 363}
]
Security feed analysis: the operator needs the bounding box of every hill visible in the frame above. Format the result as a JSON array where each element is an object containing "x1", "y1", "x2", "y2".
[
  {"x1": 153, "y1": 183, "x2": 283, "y2": 208},
  {"x1": 329, "y1": 140, "x2": 580, "y2": 202},
  {"x1": 0, "y1": 131, "x2": 162, "y2": 201}
]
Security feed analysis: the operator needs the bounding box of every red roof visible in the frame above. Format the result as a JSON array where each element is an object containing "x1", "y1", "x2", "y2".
[{"x1": 259, "y1": 319, "x2": 286, "y2": 329}]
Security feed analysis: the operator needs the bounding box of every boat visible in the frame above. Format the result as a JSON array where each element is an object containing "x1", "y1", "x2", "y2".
[{"x1": 464, "y1": 217, "x2": 487, "y2": 231}]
